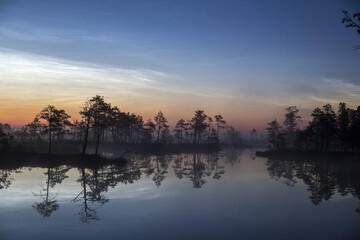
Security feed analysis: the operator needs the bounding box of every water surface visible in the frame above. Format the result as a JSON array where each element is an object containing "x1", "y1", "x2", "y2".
[{"x1": 1, "y1": 149, "x2": 359, "y2": 240}]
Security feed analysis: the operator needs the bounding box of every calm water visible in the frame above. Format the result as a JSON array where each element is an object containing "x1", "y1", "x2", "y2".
[{"x1": 0, "y1": 149, "x2": 359, "y2": 240}]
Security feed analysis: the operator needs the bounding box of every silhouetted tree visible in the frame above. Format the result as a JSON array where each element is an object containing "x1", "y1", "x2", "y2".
[
  {"x1": 321, "y1": 104, "x2": 337, "y2": 151},
  {"x1": 214, "y1": 114, "x2": 226, "y2": 142},
  {"x1": 266, "y1": 119, "x2": 284, "y2": 150},
  {"x1": 154, "y1": 111, "x2": 168, "y2": 143},
  {"x1": 0, "y1": 123, "x2": 13, "y2": 148},
  {"x1": 143, "y1": 119, "x2": 156, "y2": 143},
  {"x1": 26, "y1": 117, "x2": 43, "y2": 141},
  {"x1": 337, "y1": 103, "x2": 350, "y2": 151},
  {"x1": 342, "y1": 10, "x2": 360, "y2": 49},
  {"x1": 79, "y1": 96, "x2": 111, "y2": 155},
  {"x1": 38, "y1": 105, "x2": 71, "y2": 154},
  {"x1": 349, "y1": 106, "x2": 360, "y2": 151},
  {"x1": 206, "y1": 116, "x2": 213, "y2": 143},
  {"x1": 174, "y1": 118, "x2": 187, "y2": 144},
  {"x1": 190, "y1": 110, "x2": 208, "y2": 144},
  {"x1": 91, "y1": 96, "x2": 111, "y2": 155},
  {"x1": 283, "y1": 106, "x2": 302, "y2": 147},
  {"x1": 79, "y1": 100, "x2": 93, "y2": 154}
]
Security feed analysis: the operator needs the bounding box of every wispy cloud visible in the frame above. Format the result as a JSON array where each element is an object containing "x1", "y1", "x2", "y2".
[{"x1": 0, "y1": 48, "x2": 173, "y2": 104}]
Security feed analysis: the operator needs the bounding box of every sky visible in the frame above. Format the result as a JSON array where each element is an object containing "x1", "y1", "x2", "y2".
[{"x1": 0, "y1": 0, "x2": 359, "y2": 131}]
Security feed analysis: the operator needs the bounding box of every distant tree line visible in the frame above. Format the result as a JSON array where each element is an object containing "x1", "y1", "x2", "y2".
[
  {"x1": 0, "y1": 95, "x2": 243, "y2": 154},
  {"x1": 266, "y1": 103, "x2": 360, "y2": 152}
]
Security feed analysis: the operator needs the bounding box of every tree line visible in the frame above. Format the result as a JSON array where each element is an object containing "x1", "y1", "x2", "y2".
[
  {"x1": 266, "y1": 103, "x2": 360, "y2": 152},
  {"x1": 0, "y1": 95, "x2": 243, "y2": 154}
]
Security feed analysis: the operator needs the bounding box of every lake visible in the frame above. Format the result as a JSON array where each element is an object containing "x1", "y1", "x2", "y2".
[{"x1": 0, "y1": 148, "x2": 359, "y2": 240}]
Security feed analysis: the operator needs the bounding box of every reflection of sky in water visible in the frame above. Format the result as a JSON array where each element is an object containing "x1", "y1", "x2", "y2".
[{"x1": 0, "y1": 149, "x2": 359, "y2": 240}]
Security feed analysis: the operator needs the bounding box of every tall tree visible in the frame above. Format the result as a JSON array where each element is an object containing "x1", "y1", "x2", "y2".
[
  {"x1": 154, "y1": 111, "x2": 168, "y2": 143},
  {"x1": 79, "y1": 99, "x2": 93, "y2": 154},
  {"x1": 26, "y1": 117, "x2": 43, "y2": 141},
  {"x1": 349, "y1": 106, "x2": 360, "y2": 151},
  {"x1": 174, "y1": 119, "x2": 187, "y2": 144},
  {"x1": 214, "y1": 114, "x2": 226, "y2": 142},
  {"x1": 337, "y1": 103, "x2": 350, "y2": 151},
  {"x1": 266, "y1": 119, "x2": 283, "y2": 150},
  {"x1": 80, "y1": 95, "x2": 110, "y2": 155},
  {"x1": 207, "y1": 116, "x2": 213, "y2": 143},
  {"x1": 38, "y1": 105, "x2": 71, "y2": 154},
  {"x1": 321, "y1": 104, "x2": 337, "y2": 152},
  {"x1": 0, "y1": 123, "x2": 13, "y2": 147},
  {"x1": 91, "y1": 96, "x2": 111, "y2": 155},
  {"x1": 190, "y1": 110, "x2": 208, "y2": 144},
  {"x1": 143, "y1": 119, "x2": 156, "y2": 143},
  {"x1": 283, "y1": 106, "x2": 302, "y2": 147}
]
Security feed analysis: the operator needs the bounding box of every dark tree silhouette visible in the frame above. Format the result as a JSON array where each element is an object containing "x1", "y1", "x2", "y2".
[
  {"x1": 143, "y1": 119, "x2": 156, "y2": 143},
  {"x1": 294, "y1": 103, "x2": 360, "y2": 152},
  {"x1": 154, "y1": 111, "x2": 168, "y2": 143},
  {"x1": 337, "y1": 103, "x2": 350, "y2": 151},
  {"x1": 214, "y1": 114, "x2": 226, "y2": 142},
  {"x1": 25, "y1": 117, "x2": 43, "y2": 141},
  {"x1": 0, "y1": 123, "x2": 13, "y2": 148},
  {"x1": 349, "y1": 106, "x2": 360, "y2": 151},
  {"x1": 283, "y1": 106, "x2": 302, "y2": 147},
  {"x1": 174, "y1": 118, "x2": 188, "y2": 144},
  {"x1": 342, "y1": 10, "x2": 360, "y2": 49},
  {"x1": 38, "y1": 105, "x2": 71, "y2": 154},
  {"x1": 190, "y1": 110, "x2": 208, "y2": 144},
  {"x1": 266, "y1": 119, "x2": 285, "y2": 150},
  {"x1": 79, "y1": 95, "x2": 111, "y2": 155}
]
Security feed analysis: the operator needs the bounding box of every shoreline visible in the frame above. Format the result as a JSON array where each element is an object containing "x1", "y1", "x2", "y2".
[{"x1": 255, "y1": 150, "x2": 360, "y2": 161}]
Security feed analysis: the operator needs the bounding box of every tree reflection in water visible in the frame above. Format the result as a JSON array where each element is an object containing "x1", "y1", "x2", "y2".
[
  {"x1": 265, "y1": 157, "x2": 360, "y2": 212},
  {"x1": 71, "y1": 167, "x2": 109, "y2": 223},
  {"x1": 0, "y1": 169, "x2": 18, "y2": 190},
  {"x1": 67, "y1": 152, "x2": 228, "y2": 222},
  {"x1": 33, "y1": 166, "x2": 70, "y2": 217}
]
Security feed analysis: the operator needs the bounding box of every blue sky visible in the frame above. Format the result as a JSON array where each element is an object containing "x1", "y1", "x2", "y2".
[{"x1": 0, "y1": 0, "x2": 359, "y2": 130}]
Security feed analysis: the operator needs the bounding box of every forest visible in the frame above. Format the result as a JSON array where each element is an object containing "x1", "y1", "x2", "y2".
[
  {"x1": 1, "y1": 95, "x2": 360, "y2": 155},
  {"x1": 266, "y1": 103, "x2": 360, "y2": 152},
  {"x1": 0, "y1": 95, "x2": 242, "y2": 155}
]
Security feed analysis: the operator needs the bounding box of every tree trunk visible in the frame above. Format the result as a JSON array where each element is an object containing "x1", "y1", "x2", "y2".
[
  {"x1": 48, "y1": 127, "x2": 52, "y2": 154},
  {"x1": 82, "y1": 118, "x2": 90, "y2": 155},
  {"x1": 95, "y1": 134, "x2": 100, "y2": 155}
]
